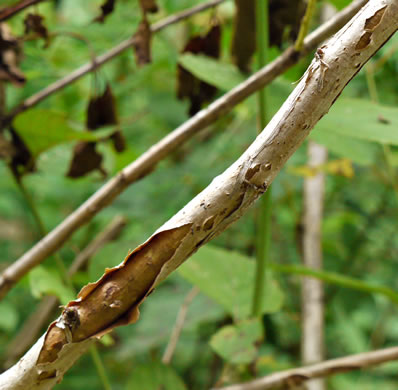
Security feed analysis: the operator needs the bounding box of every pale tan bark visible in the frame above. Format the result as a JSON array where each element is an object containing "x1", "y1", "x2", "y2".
[
  {"x1": 301, "y1": 140, "x2": 328, "y2": 390},
  {"x1": 301, "y1": 7, "x2": 336, "y2": 389},
  {"x1": 0, "y1": 1, "x2": 396, "y2": 389},
  {"x1": 217, "y1": 346, "x2": 398, "y2": 390},
  {"x1": 0, "y1": 0, "x2": 368, "y2": 301}
]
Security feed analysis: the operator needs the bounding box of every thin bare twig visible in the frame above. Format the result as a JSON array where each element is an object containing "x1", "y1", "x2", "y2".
[
  {"x1": 0, "y1": 0, "x2": 47, "y2": 22},
  {"x1": 162, "y1": 287, "x2": 200, "y2": 365},
  {"x1": 2, "y1": 0, "x2": 226, "y2": 126},
  {"x1": 217, "y1": 346, "x2": 398, "y2": 390},
  {"x1": 3, "y1": 215, "x2": 126, "y2": 368},
  {"x1": 0, "y1": 0, "x2": 369, "y2": 301},
  {"x1": 0, "y1": 1, "x2": 395, "y2": 387}
]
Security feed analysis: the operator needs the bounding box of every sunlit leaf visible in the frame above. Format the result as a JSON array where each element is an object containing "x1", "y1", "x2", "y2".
[
  {"x1": 0, "y1": 302, "x2": 19, "y2": 332},
  {"x1": 210, "y1": 318, "x2": 263, "y2": 364},
  {"x1": 127, "y1": 361, "x2": 186, "y2": 390},
  {"x1": 13, "y1": 109, "x2": 114, "y2": 157},
  {"x1": 29, "y1": 266, "x2": 75, "y2": 305},
  {"x1": 178, "y1": 245, "x2": 284, "y2": 320}
]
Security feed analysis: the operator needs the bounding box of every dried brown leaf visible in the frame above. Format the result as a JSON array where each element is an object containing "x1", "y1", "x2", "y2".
[
  {"x1": 94, "y1": 0, "x2": 116, "y2": 23},
  {"x1": 231, "y1": 0, "x2": 305, "y2": 72},
  {"x1": 23, "y1": 13, "x2": 49, "y2": 48},
  {"x1": 110, "y1": 130, "x2": 126, "y2": 153},
  {"x1": 132, "y1": 18, "x2": 152, "y2": 66},
  {"x1": 87, "y1": 83, "x2": 118, "y2": 130},
  {"x1": 9, "y1": 127, "x2": 35, "y2": 176},
  {"x1": 139, "y1": 0, "x2": 158, "y2": 14},
  {"x1": 269, "y1": 0, "x2": 306, "y2": 48},
  {"x1": 177, "y1": 24, "x2": 221, "y2": 116},
  {"x1": 66, "y1": 142, "x2": 105, "y2": 178},
  {"x1": 231, "y1": 0, "x2": 256, "y2": 73}
]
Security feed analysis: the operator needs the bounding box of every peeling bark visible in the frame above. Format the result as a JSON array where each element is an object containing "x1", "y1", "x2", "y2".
[
  {"x1": 0, "y1": 0, "x2": 368, "y2": 301},
  {"x1": 0, "y1": 1, "x2": 397, "y2": 388}
]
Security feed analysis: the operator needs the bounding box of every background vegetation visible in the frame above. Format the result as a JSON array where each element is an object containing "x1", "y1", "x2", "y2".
[{"x1": 1, "y1": 0, "x2": 398, "y2": 389}]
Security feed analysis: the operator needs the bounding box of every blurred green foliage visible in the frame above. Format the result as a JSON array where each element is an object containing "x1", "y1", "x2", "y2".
[{"x1": 1, "y1": 0, "x2": 398, "y2": 389}]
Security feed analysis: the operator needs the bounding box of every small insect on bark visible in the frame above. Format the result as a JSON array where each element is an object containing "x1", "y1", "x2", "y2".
[{"x1": 314, "y1": 47, "x2": 330, "y2": 91}]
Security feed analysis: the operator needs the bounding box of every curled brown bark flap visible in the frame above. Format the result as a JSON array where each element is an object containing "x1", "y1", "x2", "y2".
[{"x1": 37, "y1": 223, "x2": 192, "y2": 366}]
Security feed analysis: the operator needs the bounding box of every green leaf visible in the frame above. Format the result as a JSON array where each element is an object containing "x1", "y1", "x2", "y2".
[
  {"x1": 126, "y1": 361, "x2": 187, "y2": 390},
  {"x1": 310, "y1": 129, "x2": 379, "y2": 166},
  {"x1": 271, "y1": 263, "x2": 398, "y2": 305},
  {"x1": 29, "y1": 266, "x2": 75, "y2": 305},
  {"x1": 179, "y1": 54, "x2": 245, "y2": 91},
  {"x1": 210, "y1": 318, "x2": 263, "y2": 364},
  {"x1": 0, "y1": 302, "x2": 19, "y2": 332},
  {"x1": 316, "y1": 98, "x2": 398, "y2": 145},
  {"x1": 178, "y1": 245, "x2": 284, "y2": 320},
  {"x1": 13, "y1": 109, "x2": 114, "y2": 157},
  {"x1": 117, "y1": 275, "x2": 224, "y2": 358},
  {"x1": 328, "y1": 0, "x2": 352, "y2": 10},
  {"x1": 88, "y1": 241, "x2": 130, "y2": 281}
]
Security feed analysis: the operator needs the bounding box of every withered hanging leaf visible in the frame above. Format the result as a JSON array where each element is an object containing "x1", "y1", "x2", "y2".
[
  {"x1": 110, "y1": 130, "x2": 126, "y2": 153},
  {"x1": 230, "y1": 0, "x2": 305, "y2": 72},
  {"x1": 0, "y1": 131, "x2": 15, "y2": 160},
  {"x1": 231, "y1": 0, "x2": 256, "y2": 73},
  {"x1": 8, "y1": 127, "x2": 35, "y2": 176},
  {"x1": 177, "y1": 24, "x2": 221, "y2": 116},
  {"x1": 139, "y1": 0, "x2": 158, "y2": 14},
  {"x1": 269, "y1": 0, "x2": 306, "y2": 48},
  {"x1": 132, "y1": 18, "x2": 152, "y2": 67},
  {"x1": 23, "y1": 13, "x2": 50, "y2": 48},
  {"x1": 66, "y1": 141, "x2": 105, "y2": 178},
  {"x1": 87, "y1": 83, "x2": 118, "y2": 130},
  {"x1": 94, "y1": 0, "x2": 116, "y2": 23},
  {"x1": 86, "y1": 83, "x2": 125, "y2": 153},
  {"x1": 0, "y1": 23, "x2": 25, "y2": 86}
]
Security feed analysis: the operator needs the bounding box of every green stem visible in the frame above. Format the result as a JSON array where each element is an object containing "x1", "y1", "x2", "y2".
[
  {"x1": 271, "y1": 263, "x2": 398, "y2": 306},
  {"x1": 90, "y1": 345, "x2": 113, "y2": 390},
  {"x1": 252, "y1": 0, "x2": 270, "y2": 318},
  {"x1": 11, "y1": 170, "x2": 47, "y2": 237},
  {"x1": 294, "y1": 0, "x2": 318, "y2": 52}
]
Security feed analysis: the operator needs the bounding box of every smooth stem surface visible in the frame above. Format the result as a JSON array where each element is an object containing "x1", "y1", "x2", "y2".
[
  {"x1": 295, "y1": 0, "x2": 318, "y2": 52},
  {"x1": 252, "y1": 0, "x2": 270, "y2": 318}
]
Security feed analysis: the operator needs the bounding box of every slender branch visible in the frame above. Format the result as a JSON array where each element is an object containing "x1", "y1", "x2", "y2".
[
  {"x1": 2, "y1": 0, "x2": 226, "y2": 126},
  {"x1": 3, "y1": 216, "x2": 126, "y2": 368},
  {"x1": 0, "y1": 1, "x2": 396, "y2": 388},
  {"x1": 0, "y1": 0, "x2": 47, "y2": 22},
  {"x1": 162, "y1": 287, "x2": 199, "y2": 365},
  {"x1": 252, "y1": 0, "x2": 270, "y2": 318},
  {"x1": 216, "y1": 346, "x2": 398, "y2": 390},
  {"x1": 0, "y1": 0, "x2": 369, "y2": 302}
]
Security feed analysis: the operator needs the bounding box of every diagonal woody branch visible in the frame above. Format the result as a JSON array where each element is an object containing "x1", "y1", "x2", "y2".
[
  {"x1": 1, "y1": 0, "x2": 226, "y2": 126},
  {"x1": 217, "y1": 346, "x2": 398, "y2": 390},
  {"x1": 0, "y1": 0, "x2": 46, "y2": 22},
  {"x1": 0, "y1": 1, "x2": 396, "y2": 389},
  {"x1": 0, "y1": 0, "x2": 368, "y2": 301}
]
